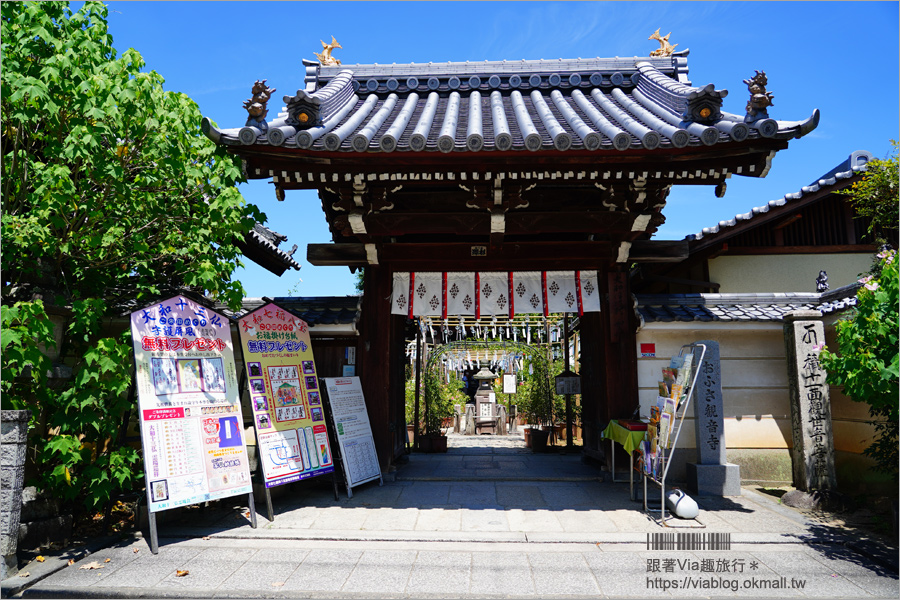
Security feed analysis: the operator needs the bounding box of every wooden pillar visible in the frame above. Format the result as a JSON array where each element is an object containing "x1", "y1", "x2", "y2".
[
  {"x1": 579, "y1": 311, "x2": 605, "y2": 455},
  {"x1": 388, "y1": 312, "x2": 407, "y2": 461},
  {"x1": 357, "y1": 265, "x2": 394, "y2": 471},
  {"x1": 604, "y1": 270, "x2": 639, "y2": 423},
  {"x1": 580, "y1": 269, "x2": 639, "y2": 467}
]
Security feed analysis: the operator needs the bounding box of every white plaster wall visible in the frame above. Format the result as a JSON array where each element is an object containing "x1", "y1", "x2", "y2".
[
  {"x1": 636, "y1": 323, "x2": 790, "y2": 453},
  {"x1": 635, "y1": 322, "x2": 877, "y2": 457},
  {"x1": 708, "y1": 253, "x2": 872, "y2": 293}
]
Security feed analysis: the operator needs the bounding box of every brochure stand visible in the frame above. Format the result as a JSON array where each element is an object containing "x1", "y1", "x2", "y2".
[{"x1": 639, "y1": 343, "x2": 707, "y2": 527}]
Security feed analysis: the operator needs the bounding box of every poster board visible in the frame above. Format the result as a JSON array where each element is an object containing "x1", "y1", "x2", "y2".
[
  {"x1": 130, "y1": 295, "x2": 252, "y2": 513},
  {"x1": 323, "y1": 377, "x2": 382, "y2": 495},
  {"x1": 502, "y1": 374, "x2": 517, "y2": 394},
  {"x1": 237, "y1": 302, "x2": 334, "y2": 488}
]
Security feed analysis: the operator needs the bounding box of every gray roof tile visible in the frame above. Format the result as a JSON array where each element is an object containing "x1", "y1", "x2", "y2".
[
  {"x1": 687, "y1": 150, "x2": 873, "y2": 242},
  {"x1": 637, "y1": 282, "x2": 862, "y2": 323},
  {"x1": 204, "y1": 57, "x2": 818, "y2": 156}
]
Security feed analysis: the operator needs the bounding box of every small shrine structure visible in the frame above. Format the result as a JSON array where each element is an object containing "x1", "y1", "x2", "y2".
[{"x1": 203, "y1": 39, "x2": 819, "y2": 469}]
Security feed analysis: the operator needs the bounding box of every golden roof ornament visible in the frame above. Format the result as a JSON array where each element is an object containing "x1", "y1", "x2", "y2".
[
  {"x1": 314, "y1": 36, "x2": 343, "y2": 66},
  {"x1": 648, "y1": 29, "x2": 677, "y2": 57}
]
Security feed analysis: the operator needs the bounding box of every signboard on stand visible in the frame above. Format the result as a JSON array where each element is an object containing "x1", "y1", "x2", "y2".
[
  {"x1": 237, "y1": 303, "x2": 334, "y2": 488},
  {"x1": 323, "y1": 377, "x2": 382, "y2": 497},
  {"x1": 130, "y1": 295, "x2": 253, "y2": 515}
]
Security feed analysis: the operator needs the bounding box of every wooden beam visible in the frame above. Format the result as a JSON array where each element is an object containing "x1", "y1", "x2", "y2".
[
  {"x1": 310, "y1": 241, "x2": 634, "y2": 269},
  {"x1": 307, "y1": 243, "x2": 368, "y2": 267},
  {"x1": 628, "y1": 240, "x2": 689, "y2": 262},
  {"x1": 348, "y1": 211, "x2": 643, "y2": 238}
]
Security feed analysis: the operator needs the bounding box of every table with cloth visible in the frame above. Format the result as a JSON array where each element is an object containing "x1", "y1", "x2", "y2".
[{"x1": 601, "y1": 420, "x2": 646, "y2": 500}]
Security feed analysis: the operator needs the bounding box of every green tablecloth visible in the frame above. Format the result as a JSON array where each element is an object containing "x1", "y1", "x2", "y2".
[{"x1": 601, "y1": 420, "x2": 646, "y2": 454}]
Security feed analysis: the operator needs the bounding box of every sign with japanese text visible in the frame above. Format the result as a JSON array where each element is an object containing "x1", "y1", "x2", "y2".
[
  {"x1": 237, "y1": 302, "x2": 334, "y2": 488},
  {"x1": 323, "y1": 377, "x2": 381, "y2": 494},
  {"x1": 502, "y1": 374, "x2": 517, "y2": 394},
  {"x1": 131, "y1": 295, "x2": 252, "y2": 513}
]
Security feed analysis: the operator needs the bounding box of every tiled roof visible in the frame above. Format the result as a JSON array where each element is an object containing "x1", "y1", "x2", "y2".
[
  {"x1": 203, "y1": 55, "x2": 818, "y2": 156},
  {"x1": 237, "y1": 223, "x2": 301, "y2": 274},
  {"x1": 686, "y1": 150, "x2": 872, "y2": 242},
  {"x1": 636, "y1": 282, "x2": 861, "y2": 323},
  {"x1": 237, "y1": 296, "x2": 362, "y2": 329}
]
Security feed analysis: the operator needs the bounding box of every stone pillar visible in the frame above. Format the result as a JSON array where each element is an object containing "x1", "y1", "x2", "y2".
[
  {"x1": 497, "y1": 405, "x2": 508, "y2": 435},
  {"x1": 783, "y1": 311, "x2": 837, "y2": 492},
  {"x1": 686, "y1": 341, "x2": 741, "y2": 496},
  {"x1": 2, "y1": 409, "x2": 31, "y2": 579},
  {"x1": 464, "y1": 405, "x2": 475, "y2": 436},
  {"x1": 453, "y1": 405, "x2": 461, "y2": 434}
]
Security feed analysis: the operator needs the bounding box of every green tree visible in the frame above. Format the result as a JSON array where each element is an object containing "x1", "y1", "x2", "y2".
[
  {"x1": 819, "y1": 250, "x2": 899, "y2": 478},
  {"x1": 840, "y1": 142, "x2": 899, "y2": 248},
  {"x1": 1, "y1": 1, "x2": 262, "y2": 510}
]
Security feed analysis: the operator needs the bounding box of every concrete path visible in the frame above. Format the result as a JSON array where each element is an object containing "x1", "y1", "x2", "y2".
[{"x1": 6, "y1": 433, "x2": 898, "y2": 598}]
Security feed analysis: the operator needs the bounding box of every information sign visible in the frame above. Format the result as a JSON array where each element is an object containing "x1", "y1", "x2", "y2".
[
  {"x1": 555, "y1": 373, "x2": 582, "y2": 395},
  {"x1": 131, "y1": 295, "x2": 252, "y2": 513},
  {"x1": 502, "y1": 374, "x2": 517, "y2": 394},
  {"x1": 237, "y1": 302, "x2": 334, "y2": 488},
  {"x1": 323, "y1": 377, "x2": 382, "y2": 495}
]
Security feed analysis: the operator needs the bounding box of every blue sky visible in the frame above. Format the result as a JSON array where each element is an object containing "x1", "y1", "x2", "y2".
[{"x1": 101, "y1": 1, "x2": 898, "y2": 298}]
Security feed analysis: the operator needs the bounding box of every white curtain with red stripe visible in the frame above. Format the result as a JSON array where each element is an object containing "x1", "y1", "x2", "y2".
[{"x1": 391, "y1": 271, "x2": 601, "y2": 317}]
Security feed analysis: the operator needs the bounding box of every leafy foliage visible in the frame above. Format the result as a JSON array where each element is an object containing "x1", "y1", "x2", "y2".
[
  {"x1": 819, "y1": 250, "x2": 899, "y2": 478},
  {"x1": 420, "y1": 361, "x2": 460, "y2": 436},
  {"x1": 1, "y1": 2, "x2": 262, "y2": 510},
  {"x1": 839, "y1": 142, "x2": 899, "y2": 248},
  {"x1": 518, "y1": 353, "x2": 554, "y2": 428}
]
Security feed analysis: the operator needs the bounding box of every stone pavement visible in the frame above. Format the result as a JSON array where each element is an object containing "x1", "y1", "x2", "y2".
[{"x1": 4, "y1": 432, "x2": 898, "y2": 598}]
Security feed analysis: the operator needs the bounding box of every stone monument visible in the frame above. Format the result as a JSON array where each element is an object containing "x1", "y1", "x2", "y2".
[
  {"x1": 783, "y1": 310, "x2": 837, "y2": 491},
  {"x1": 686, "y1": 341, "x2": 741, "y2": 496},
  {"x1": 2, "y1": 410, "x2": 31, "y2": 579}
]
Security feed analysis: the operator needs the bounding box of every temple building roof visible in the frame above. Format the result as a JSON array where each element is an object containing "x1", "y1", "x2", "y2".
[
  {"x1": 203, "y1": 52, "x2": 818, "y2": 159},
  {"x1": 235, "y1": 296, "x2": 362, "y2": 334},
  {"x1": 235, "y1": 223, "x2": 301, "y2": 276},
  {"x1": 686, "y1": 150, "x2": 873, "y2": 243},
  {"x1": 636, "y1": 282, "x2": 861, "y2": 323}
]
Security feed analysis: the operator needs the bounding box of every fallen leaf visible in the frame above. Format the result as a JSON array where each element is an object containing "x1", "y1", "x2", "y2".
[
  {"x1": 133, "y1": 548, "x2": 140, "y2": 554},
  {"x1": 271, "y1": 582, "x2": 284, "y2": 587},
  {"x1": 18, "y1": 571, "x2": 30, "y2": 578},
  {"x1": 79, "y1": 561, "x2": 104, "y2": 570},
  {"x1": 67, "y1": 559, "x2": 75, "y2": 566},
  {"x1": 35, "y1": 556, "x2": 45, "y2": 563},
  {"x1": 104, "y1": 558, "x2": 111, "y2": 563},
  {"x1": 175, "y1": 570, "x2": 189, "y2": 577},
  {"x1": 243, "y1": 512, "x2": 250, "y2": 518}
]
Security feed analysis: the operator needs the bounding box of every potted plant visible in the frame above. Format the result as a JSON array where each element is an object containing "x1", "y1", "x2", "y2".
[
  {"x1": 419, "y1": 366, "x2": 452, "y2": 453},
  {"x1": 517, "y1": 357, "x2": 553, "y2": 451},
  {"x1": 404, "y1": 374, "x2": 417, "y2": 444}
]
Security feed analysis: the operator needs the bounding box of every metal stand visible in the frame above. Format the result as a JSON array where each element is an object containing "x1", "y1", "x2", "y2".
[
  {"x1": 148, "y1": 509, "x2": 159, "y2": 555},
  {"x1": 247, "y1": 491, "x2": 258, "y2": 529},
  {"x1": 641, "y1": 343, "x2": 708, "y2": 527}
]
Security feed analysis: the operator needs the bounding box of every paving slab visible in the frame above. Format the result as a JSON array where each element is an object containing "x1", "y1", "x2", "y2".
[{"x1": 8, "y1": 433, "x2": 898, "y2": 599}]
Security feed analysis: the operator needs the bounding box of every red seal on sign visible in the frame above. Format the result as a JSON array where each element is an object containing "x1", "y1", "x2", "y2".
[{"x1": 202, "y1": 418, "x2": 220, "y2": 435}]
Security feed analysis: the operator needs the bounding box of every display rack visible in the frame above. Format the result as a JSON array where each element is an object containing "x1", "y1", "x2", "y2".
[{"x1": 639, "y1": 343, "x2": 707, "y2": 527}]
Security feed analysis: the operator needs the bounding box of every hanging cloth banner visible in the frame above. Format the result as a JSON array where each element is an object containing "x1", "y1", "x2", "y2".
[{"x1": 391, "y1": 271, "x2": 600, "y2": 317}]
